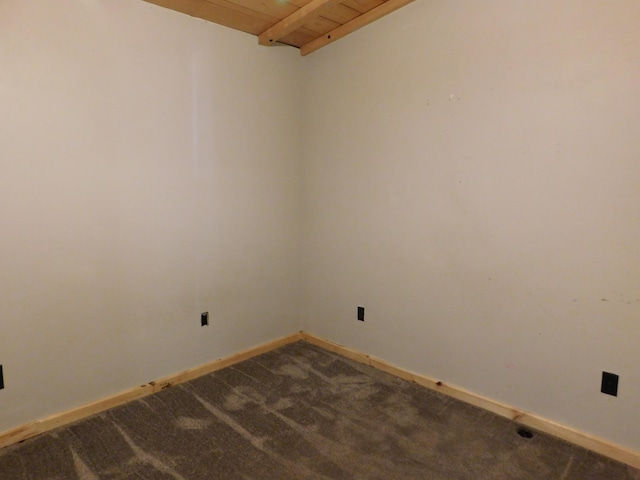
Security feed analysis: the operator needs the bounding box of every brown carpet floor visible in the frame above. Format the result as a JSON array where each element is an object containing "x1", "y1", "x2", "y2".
[{"x1": 1, "y1": 341, "x2": 639, "y2": 479}]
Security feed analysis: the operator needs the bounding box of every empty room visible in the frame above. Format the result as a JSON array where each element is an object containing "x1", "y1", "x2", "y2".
[{"x1": 1, "y1": 0, "x2": 639, "y2": 478}]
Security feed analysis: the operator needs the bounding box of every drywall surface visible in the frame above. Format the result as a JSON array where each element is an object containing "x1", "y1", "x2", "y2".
[
  {"x1": 0, "y1": 0, "x2": 302, "y2": 432},
  {"x1": 301, "y1": 1, "x2": 640, "y2": 450}
]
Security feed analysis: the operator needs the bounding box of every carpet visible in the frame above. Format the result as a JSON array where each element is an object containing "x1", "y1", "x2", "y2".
[{"x1": 1, "y1": 341, "x2": 638, "y2": 479}]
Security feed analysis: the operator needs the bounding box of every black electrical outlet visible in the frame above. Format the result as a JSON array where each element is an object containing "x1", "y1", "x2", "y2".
[
  {"x1": 357, "y1": 306, "x2": 365, "y2": 322},
  {"x1": 0, "y1": 365, "x2": 4, "y2": 390},
  {"x1": 601, "y1": 371, "x2": 619, "y2": 396},
  {"x1": 201, "y1": 312, "x2": 209, "y2": 327}
]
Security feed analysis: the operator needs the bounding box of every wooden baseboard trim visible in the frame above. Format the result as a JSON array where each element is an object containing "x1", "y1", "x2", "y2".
[
  {"x1": 0, "y1": 332, "x2": 302, "y2": 450},
  {"x1": 300, "y1": 331, "x2": 640, "y2": 470}
]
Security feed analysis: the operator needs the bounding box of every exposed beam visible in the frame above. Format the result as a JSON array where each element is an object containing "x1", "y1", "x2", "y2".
[
  {"x1": 300, "y1": 0, "x2": 415, "y2": 56},
  {"x1": 258, "y1": 0, "x2": 337, "y2": 46}
]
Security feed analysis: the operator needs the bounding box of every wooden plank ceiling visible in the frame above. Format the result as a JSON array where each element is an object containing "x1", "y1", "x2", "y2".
[{"x1": 143, "y1": 0, "x2": 414, "y2": 55}]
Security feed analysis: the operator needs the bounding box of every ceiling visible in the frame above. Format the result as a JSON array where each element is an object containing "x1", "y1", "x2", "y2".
[{"x1": 143, "y1": 0, "x2": 415, "y2": 55}]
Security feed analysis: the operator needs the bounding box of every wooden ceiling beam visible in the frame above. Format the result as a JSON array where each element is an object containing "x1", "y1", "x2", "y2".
[
  {"x1": 300, "y1": 0, "x2": 415, "y2": 56},
  {"x1": 258, "y1": 0, "x2": 338, "y2": 46}
]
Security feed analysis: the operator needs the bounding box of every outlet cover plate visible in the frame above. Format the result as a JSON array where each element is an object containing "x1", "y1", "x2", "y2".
[{"x1": 601, "y1": 371, "x2": 619, "y2": 396}]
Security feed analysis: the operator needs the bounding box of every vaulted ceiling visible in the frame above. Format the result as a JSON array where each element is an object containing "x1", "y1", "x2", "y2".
[{"x1": 143, "y1": 0, "x2": 414, "y2": 55}]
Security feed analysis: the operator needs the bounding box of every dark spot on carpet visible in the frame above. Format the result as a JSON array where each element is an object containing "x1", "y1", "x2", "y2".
[{"x1": 517, "y1": 428, "x2": 534, "y2": 439}]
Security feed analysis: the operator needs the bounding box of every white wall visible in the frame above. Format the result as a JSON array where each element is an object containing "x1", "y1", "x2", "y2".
[
  {"x1": 0, "y1": 0, "x2": 302, "y2": 432},
  {"x1": 301, "y1": 1, "x2": 640, "y2": 451}
]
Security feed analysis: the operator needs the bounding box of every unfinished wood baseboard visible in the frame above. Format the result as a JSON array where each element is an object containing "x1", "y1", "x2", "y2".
[
  {"x1": 0, "y1": 332, "x2": 302, "y2": 450},
  {"x1": 300, "y1": 332, "x2": 640, "y2": 470}
]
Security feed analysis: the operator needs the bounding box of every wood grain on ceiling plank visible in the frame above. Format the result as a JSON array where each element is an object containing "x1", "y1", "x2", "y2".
[{"x1": 143, "y1": 0, "x2": 415, "y2": 54}]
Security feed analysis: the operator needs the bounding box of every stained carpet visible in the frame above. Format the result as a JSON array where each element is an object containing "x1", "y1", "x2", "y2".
[{"x1": 1, "y1": 341, "x2": 639, "y2": 479}]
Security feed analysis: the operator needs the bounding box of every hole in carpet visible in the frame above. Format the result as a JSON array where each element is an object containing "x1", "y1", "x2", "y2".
[{"x1": 517, "y1": 428, "x2": 534, "y2": 439}]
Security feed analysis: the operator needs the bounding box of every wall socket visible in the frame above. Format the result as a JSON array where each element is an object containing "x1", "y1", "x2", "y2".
[
  {"x1": 201, "y1": 312, "x2": 209, "y2": 327},
  {"x1": 357, "y1": 306, "x2": 365, "y2": 322},
  {"x1": 601, "y1": 371, "x2": 619, "y2": 396}
]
